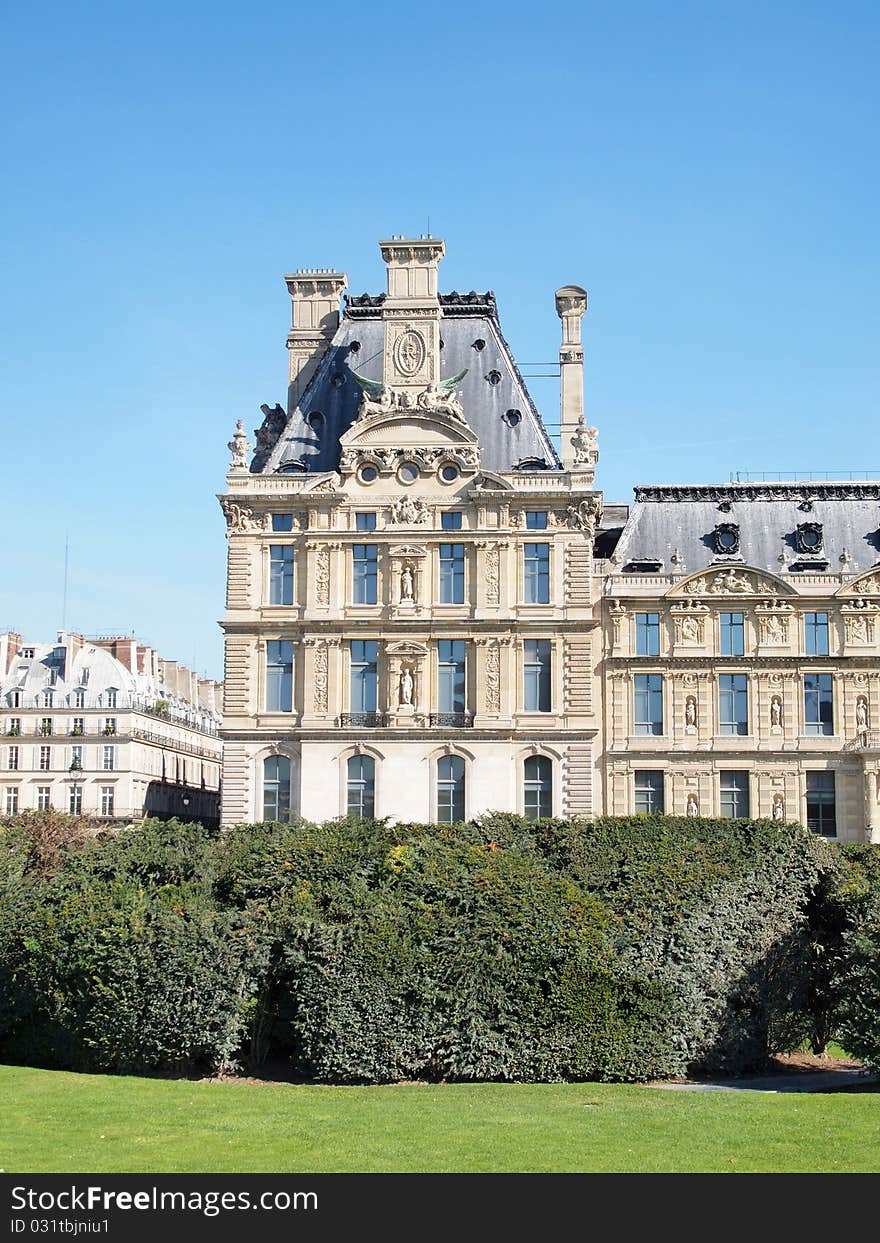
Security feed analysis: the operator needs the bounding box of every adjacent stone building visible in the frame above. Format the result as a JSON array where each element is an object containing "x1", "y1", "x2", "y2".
[
  {"x1": 0, "y1": 630, "x2": 223, "y2": 826},
  {"x1": 218, "y1": 236, "x2": 880, "y2": 842}
]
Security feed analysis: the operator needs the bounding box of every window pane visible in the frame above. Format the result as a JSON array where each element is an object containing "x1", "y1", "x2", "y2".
[
  {"x1": 523, "y1": 755, "x2": 552, "y2": 819},
  {"x1": 524, "y1": 640, "x2": 551, "y2": 712},
  {"x1": 441, "y1": 512, "x2": 463, "y2": 530},
  {"x1": 525, "y1": 511, "x2": 548, "y2": 530},
  {"x1": 634, "y1": 674, "x2": 663, "y2": 735},
  {"x1": 266, "y1": 640, "x2": 294, "y2": 712},
  {"x1": 720, "y1": 613, "x2": 744, "y2": 657},
  {"x1": 634, "y1": 770, "x2": 664, "y2": 814},
  {"x1": 720, "y1": 771, "x2": 750, "y2": 818},
  {"x1": 269, "y1": 546, "x2": 295, "y2": 605},
  {"x1": 437, "y1": 755, "x2": 465, "y2": 823},
  {"x1": 438, "y1": 639, "x2": 466, "y2": 713},
  {"x1": 805, "y1": 612, "x2": 829, "y2": 656},
  {"x1": 350, "y1": 640, "x2": 378, "y2": 712},
  {"x1": 272, "y1": 514, "x2": 294, "y2": 532},
  {"x1": 636, "y1": 613, "x2": 660, "y2": 657},
  {"x1": 439, "y1": 544, "x2": 465, "y2": 604},
  {"x1": 356, "y1": 513, "x2": 377, "y2": 532},
  {"x1": 806, "y1": 771, "x2": 836, "y2": 837},
  {"x1": 804, "y1": 673, "x2": 834, "y2": 735},
  {"x1": 353, "y1": 545, "x2": 378, "y2": 604},
  {"x1": 524, "y1": 543, "x2": 550, "y2": 604},
  {"x1": 346, "y1": 754, "x2": 375, "y2": 818},
  {"x1": 263, "y1": 755, "x2": 291, "y2": 821},
  {"x1": 719, "y1": 673, "x2": 748, "y2": 735}
]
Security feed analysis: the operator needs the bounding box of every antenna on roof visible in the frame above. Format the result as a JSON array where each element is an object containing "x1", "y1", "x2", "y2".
[
  {"x1": 427, "y1": 214, "x2": 431, "y2": 237},
  {"x1": 61, "y1": 531, "x2": 69, "y2": 631}
]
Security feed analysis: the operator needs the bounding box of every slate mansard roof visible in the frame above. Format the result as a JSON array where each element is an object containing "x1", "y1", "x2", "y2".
[
  {"x1": 260, "y1": 292, "x2": 560, "y2": 475},
  {"x1": 613, "y1": 482, "x2": 880, "y2": 577}
]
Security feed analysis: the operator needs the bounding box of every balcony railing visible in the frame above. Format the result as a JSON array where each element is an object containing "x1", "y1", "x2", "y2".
[
  {"x1": 427, "y1": 713, "x2": 474, "y2": 728},
  {"x1": 338, "y1": 713, "x2": 387, "y2": 728},
  {"x1": 843, "y1": 730, "x2": 880, "y2": 753}
]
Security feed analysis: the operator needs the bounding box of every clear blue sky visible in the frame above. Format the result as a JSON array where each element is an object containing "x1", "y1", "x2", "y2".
[{"x1": 2, "y1": 1, "x2": 878, "y2": 680}]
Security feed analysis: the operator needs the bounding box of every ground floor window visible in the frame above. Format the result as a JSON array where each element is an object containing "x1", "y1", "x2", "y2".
[
  {"x1": 263, "y1": 755, "x2": 291, "y2": 822},
  {"x1": 719, "y1": 770, "x2": 750, "y2": 818},
  {"x1": 37, "y1": 786, "x2": 51, "y2": 811},
  {"x1": 523, "y1": 755, "x2": 552, "y2": 819},
  {"x1": 806, "y1": 771, "x2": 836, "y2": 837},
  {"x1": 437, "y1": 755, "x2": 465, "y2": 823},
  {"x1": 346, "y1": 755, "x2": 375, "y2": 818},
  {"x1": 4, "y1": 786, "x2": 18, "y2": 815},
  {"x1": 100, "y1": 786, "x2": 115, "y2": 817},
  {"x1": 68, "y1": 784, "x2": 82, "y2": 815},
  {"x1": 634, "y1": 770, "x2": 664, "y2": 814}
]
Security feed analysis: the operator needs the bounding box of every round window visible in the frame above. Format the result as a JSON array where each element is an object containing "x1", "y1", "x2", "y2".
[
  {"x1": 439, "y1": 463, "x2": 459, "y2": 483},
  {"x1": 398, "y1": 461, "x2": 419, "y2": 484},
  {"x1": 717, "y1": 528, "x2": 738, "y2": 551},
  {"x1": 800, "y1": 528, "x2": 821, "y2": 549},
  {"x1": 359, "y1": 464, "x2": 378, "y2": 484}
]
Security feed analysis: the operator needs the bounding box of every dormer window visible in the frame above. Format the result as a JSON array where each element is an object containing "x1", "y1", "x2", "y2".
[
  {"x1": 713, "y1": 523, "x2": 740, "y2": 554},
  {"x1": 625, "y1": 559, "x2": 663, "y2": 573},
  {"x1": 21, "y1": 648, "x2": 34, "y2": 659},
  {"x1": 73, "y1": 688, "x2": 85, "y2": 709},
  {"x1": 42, "y1": 690, "x2": 54, "y2": 708},
  {"x1": 81, "y1": 668, "x2": 90, "y2": 685},
  {"x1": 106, "y1": 689, "x2": 118, "y2": 709},
  {"x1": 796, "y1": 522, "x2": 823, "y2": 554}
]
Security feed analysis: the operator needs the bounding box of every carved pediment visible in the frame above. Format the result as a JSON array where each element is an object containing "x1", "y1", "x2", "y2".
[
  {"x1": 668, "y1": 567, "x2": 794, "y2": 598},
  {"x1": 836, "y1": 569, "x2": 880, "y2": 597},
  {"x1": 340, "y1": 410, "x2": 479, "y2": 451},
  {"x1": 385, "y1": 640, "x2": 429, "y2": 656},
  {"x1": 389, "y1": 545, "x2": 427, "y2": 558}
]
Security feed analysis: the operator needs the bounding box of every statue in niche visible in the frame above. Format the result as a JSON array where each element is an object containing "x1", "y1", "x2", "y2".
[
  {"x1": 399, "y1": 667, "x2": 415, "y2": 707},
  {"x1": 685, "y1": 696, "x2": 697, "y2": 728},
  {"x1": 772, "y1": 793, "x2": 785, "y2": 821},
  {"x1": 857, "y1": 697, "x2": 869, "y2": 731},
  {"x1": 686, "y1": 793, "x2": 699, "y2": 818},
  {"x1": 770, "y1": 696, "x2": 783, "y2": 728},
  {"x1": 400, "y1": 565, "x2": 415, "y2": 602}
]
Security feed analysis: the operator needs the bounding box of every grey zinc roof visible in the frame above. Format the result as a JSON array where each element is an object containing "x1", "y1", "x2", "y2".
[
  {"x1": 613, "y1": 483, "x2": 880, "y2": 577},
  {"x1": 260, "y1": 294, "x2": 560, "y2": 474}
]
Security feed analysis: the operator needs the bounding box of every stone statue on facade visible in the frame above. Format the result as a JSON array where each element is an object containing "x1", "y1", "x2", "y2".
[
  {"x1": 772, "y1": 793, "x2": 785, "y2": 821},
  {"x1": 770, "y1": 696, "x2": 783, "y2": 728},
  {"x1": 564, "y1": 497, "x2": 600, "y2": 535},
  {"x1": 685, "y1": 696, "x2": 697, "y2": 728},
  {"x1": 227, "y1": 420, "x2": 251, "y2": 472},
  {"x1": 571, "y1": 415, "x2": 599, "y2": 468},
  {"x1": 399, "y1": 667, "x2": 415, "y2": 706},
  {"x1": 686, "y1": 793, "x2": 699, "y2": 818},
  {"x1": 400, "y1": 565, "x2": 415, "y2": 602},
  {"x1": 857, "y1": 697, "x2": 869, "y2": 731}
]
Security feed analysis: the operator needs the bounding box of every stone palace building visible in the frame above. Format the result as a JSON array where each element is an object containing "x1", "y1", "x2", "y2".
[{"x1": 218, "y1": 237, "x2": 880, "y2": 843}]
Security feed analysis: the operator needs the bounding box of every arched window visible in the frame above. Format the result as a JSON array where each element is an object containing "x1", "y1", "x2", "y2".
[
  {"x1": 346, "y1": 754, "x2": 375, "y2": 818},
  {"x1": 523, "y1": 755, "x2": 552, "y2": 819},
  {"x1": 437, "y1": 755, "x2": 465, "y2": 823},
  {"x1": 263, "y1": 755, "x2": 291, "y2": 822}
]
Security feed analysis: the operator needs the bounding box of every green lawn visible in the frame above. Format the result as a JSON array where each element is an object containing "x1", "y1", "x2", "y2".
[{"x1": 1, "y1": 1064, "x2": 877, "y2": 1174}]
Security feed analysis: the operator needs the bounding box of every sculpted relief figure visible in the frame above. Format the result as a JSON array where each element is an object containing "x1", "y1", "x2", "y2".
[
  {"x1": 763, "y1": 613, "x2": 786, "y2": 643},
  {"x1": 571, "y1": 415, "x2": 599, "y2": 467},
  {"x1": 390, "y1": 495, "x2": 430, "y2": 525}
]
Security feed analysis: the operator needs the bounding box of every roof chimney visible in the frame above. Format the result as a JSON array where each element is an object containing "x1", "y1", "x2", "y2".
[
  {"x1": 555, "y1": 285, "x2": 588, "y2": 470},
  {"x1": 379, "y1": 237, "x2": 445, "y2": 393},
  {"x1": 284, "y1": 269, "x2": 348, "y2": 410}
]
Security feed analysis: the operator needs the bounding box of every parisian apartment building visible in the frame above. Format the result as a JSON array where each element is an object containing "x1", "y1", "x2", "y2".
[
  {"x1": 0, "y1": 630, "x2": 223, "y2": 827},
  {"x1": 218, "y1": 236, "x2": 880, "y2": 843}
]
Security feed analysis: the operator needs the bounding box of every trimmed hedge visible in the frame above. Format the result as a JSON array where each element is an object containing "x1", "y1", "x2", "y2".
[{"x1": 0, "y1": 809, "x2": 874, "y2": 1081}]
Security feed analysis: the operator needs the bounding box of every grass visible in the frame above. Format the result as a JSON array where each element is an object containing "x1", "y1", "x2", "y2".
[{"x1": 1, "y1": 1064, "x2": 878, "y2": 1174}]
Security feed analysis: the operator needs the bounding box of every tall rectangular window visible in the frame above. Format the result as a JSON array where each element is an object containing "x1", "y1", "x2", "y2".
[
  {"x1": 720, "y1": 771, "x2": 750, "y2": 818},
  {"x1": 73, "y1": 689, "x2": 85, "y2": 708},
  {"x1": 350, "y1": 640, "x2": 378, "y2": 713},
  {"x1": 101, "y1": 786, "x2": 115, "y2": 817},
  {"x1": 272, "y1": 513, "x2": 294, "y2": 532},
  {"x1": 347, "y1": 755, "x2": 375, "y2": 818},
  {"x1": 5, "y1": 786, "x2": 19, "y2": 815},
  {"x1": 806, "y1": 772, "x2": 836, "y2": 837},
  {"x1": 37, "y1": 786, "x2": 51, "y2": 811},
  {"x1": 69, "y1": 745, "x2": 83, "y2": 771},
  {"x1": 438, "y1": 640, "x2": 466, "y2": 714},
  {"x1": 355, "y1": 512, "x2": 377, "y2": 532},
  {"x1": 353, "y1": 544, "x2": 378, "y2": 605},
  {"x1": 804, "y1": 673, "x2": 834, "y2": 735},
  {"x1": 42, "y1": 690, "x2": 53, "y2": 708},
  {"x1": 263, "y1": 756, "x2": 291, "y2": 822},
  {"x1": 524, "y1": 640, "x2": 552, "y2": 712},
  {"x1": 636, "y1": 613, "x2": 660, "y2": 656},
  {"x1": 634, "y1": 770, "x2": 664, "y2": 814},
  {"x1": 436, "y1": 755, "x2": 465, "y2": 823},
  {"x1": 634, "y1": 674, "x2": 663, "y2": 735},
  {"x1": 523, "y1": 755, "x2": 553, "y2": 819},
  {"x1": 439, "y1": 544, "x2": 465, "y2": 604},
  {"x1": 6, "y1": 746, "x2": 18, "y2": 771},
  {"x1": 40, "y1": 718, "x2": 52, "y2": 735},
  {"x1": 441, "y1": 511, "x2": 462, "y2": 531},
  {"x1": 805, "y1": 612, "x2": 829, "y2": 656},
  {"x1": 524, "y1": 543, "x2": 550, "y2": 604},
  {"x1": 103, "y1": 718, "x2": 117, "y2": 736},
  {"x1": 72, "y1": 717, "x2": 84, "y2": 735},
  {"x1": 269, "y1": 545, "x2": 295, "y2": 605},
  {"x1": 68, "y1": 785, "x2": 82, "y2": 815},
  {"x1": 105, "y1": 689, "x2": 117, "y2": 709},
  {"x1": 39, "y1": 745, "x2": 51, "y2": 771},
  {"x1": 719, "y1": 674, "x2": 749, "y2": 735},
  {"x1": 102, "y1": 745, "x2": 115, "y2": 771},
  {"x1": 266, "y1": 640, "x2": 294, "y2": 712},
  {"x1": 7, "y1": 718, "x2": 20, "y2": 735},
  {"x1": 720, "y1": 612, "x2": 745, "y2": 657}
]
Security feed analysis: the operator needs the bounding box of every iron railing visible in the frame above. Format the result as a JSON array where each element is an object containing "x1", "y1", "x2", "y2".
[
  {"x1": 338, "y1": 713, "x2": 387, "y2": 728},
  {"x1": 427, "y1": 713, "x2": 474, "y2": 728}
]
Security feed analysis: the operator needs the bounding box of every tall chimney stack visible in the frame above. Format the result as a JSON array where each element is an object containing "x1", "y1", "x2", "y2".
[
  {"x1": 555, "y1": 285, "x2": 588, "y2": 469},
  {"x1": 379, "y1": 237, "x2": 445, "y2": 393},
  {"x1": 284, "y1": 269, "x2": 348, "y2": 411}
]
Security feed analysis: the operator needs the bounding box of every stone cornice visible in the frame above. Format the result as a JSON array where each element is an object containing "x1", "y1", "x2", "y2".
[{"x1": 634, "y1": 483, "x2": 880, "y2": 503}]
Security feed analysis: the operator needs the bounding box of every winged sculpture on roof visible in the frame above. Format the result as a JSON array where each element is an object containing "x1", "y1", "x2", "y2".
[{"x1": 351, "y1": 368, "x2": 469, "y2": 421}]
